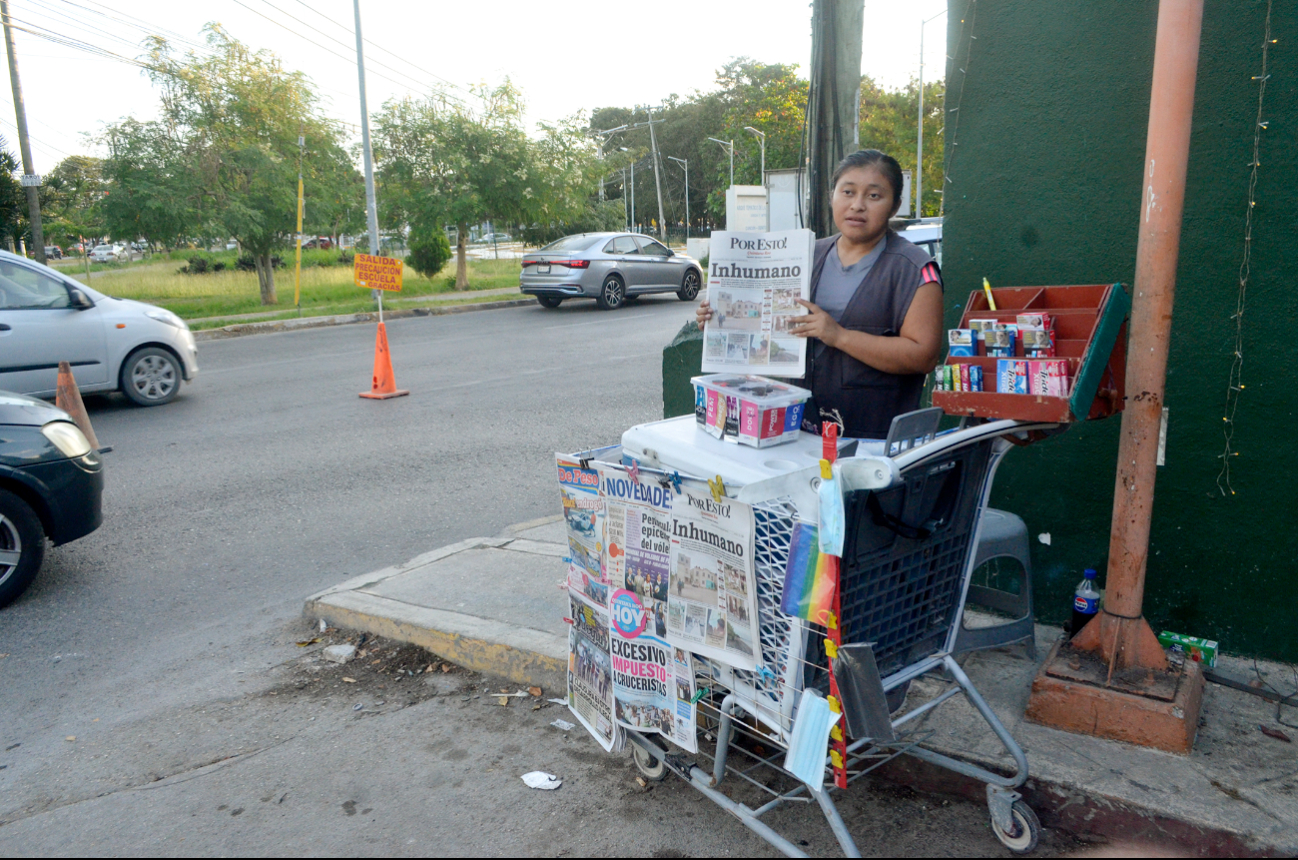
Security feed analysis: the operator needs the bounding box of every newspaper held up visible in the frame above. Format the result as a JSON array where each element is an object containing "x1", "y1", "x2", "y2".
[
  {"x1": 598, "y1": 466, "x2": 698, "y2": 753},
  {"x1": 702, "y1": 228, "x2": 816, "y2": 377},
  {"x1": 665, "y1": 489, "x2": 762, "y2": 672}
]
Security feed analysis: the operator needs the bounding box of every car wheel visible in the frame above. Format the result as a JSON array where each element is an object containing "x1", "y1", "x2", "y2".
[
  {"x1": 0, "y1": 489, "x2": 45, "y2": 609},
  {"x1": 596, "y1": 274, "x2": 625, "y2": 310},
  {"x1": 536, "y1": 295, "x2": 563, "y2": 309},
  {"x1": 121, "y1": 347, "x2": 182, "y2": 406},
  {"x1": 677, "y1": 269, "x2": 701, "y2": 301}
]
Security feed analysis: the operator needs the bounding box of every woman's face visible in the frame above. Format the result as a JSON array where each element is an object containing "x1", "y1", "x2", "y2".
[{"x1": 831, "y1": 165, "x2": 899, "y2": 245}]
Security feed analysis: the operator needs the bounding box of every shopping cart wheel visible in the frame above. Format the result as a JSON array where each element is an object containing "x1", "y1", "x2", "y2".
[
  {"x1": 990, "y1": 800, "x2": 1040, "y2": 854},
  {"x1": 632, "y1": 744, "x2": 668, "y2": 781}
]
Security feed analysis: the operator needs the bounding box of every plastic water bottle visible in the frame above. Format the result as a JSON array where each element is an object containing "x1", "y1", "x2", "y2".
[{"x1": 1070, "y1": 568, "x2": 1100, "y2": 638}]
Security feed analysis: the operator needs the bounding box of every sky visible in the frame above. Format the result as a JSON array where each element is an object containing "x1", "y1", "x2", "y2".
[{"x1": 0, "y1": 0, "x2": 948, "y2": 170}]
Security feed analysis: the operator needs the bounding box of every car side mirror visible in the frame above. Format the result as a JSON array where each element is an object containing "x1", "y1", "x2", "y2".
[
  {"x1": 666, "y1": 248, "x2": 675, "y2": 257},
  {"x1": 68, "y1": 289, "x2": 93, "y2": 310}
]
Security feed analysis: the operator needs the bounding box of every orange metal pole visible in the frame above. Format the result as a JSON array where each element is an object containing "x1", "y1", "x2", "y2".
[{"x1": 1074, "y1": 0, "x2": 1204, "y2": 670}]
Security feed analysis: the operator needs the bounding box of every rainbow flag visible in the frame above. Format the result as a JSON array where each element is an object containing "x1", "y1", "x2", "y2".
[{"x1": 780, "y1": 522, "x2": 837, "y2": 625}]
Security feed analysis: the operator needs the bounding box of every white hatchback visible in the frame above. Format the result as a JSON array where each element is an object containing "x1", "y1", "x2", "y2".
[{"x1": 0, "y1": 250, "x2": 199, "y2": 405}]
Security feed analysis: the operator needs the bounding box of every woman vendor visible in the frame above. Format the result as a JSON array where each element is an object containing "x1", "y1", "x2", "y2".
[{"x1": 696, "y1": 149, "x2": 944, "y2": 439}]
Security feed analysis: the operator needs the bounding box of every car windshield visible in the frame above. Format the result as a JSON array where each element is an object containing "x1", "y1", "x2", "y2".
[{"x1": 540, "y1": 235, "x2": 600, "y2": 253}]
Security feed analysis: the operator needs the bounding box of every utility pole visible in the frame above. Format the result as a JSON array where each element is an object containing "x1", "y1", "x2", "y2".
[
  {"x1": 744, "y1": 126, "x2": 766, "y2": 182},
  {"x1": 915, "y1": 10, "x2": 945, "y2": 218},
  {"x1": 668, "y1": 156, "x2": 688, "y2": 239},
  {"x1": 353, "y1": 0, "x2": 382, "y2": 311},
  {"x1": 1, "y1": 0, "x2": 45, "y2": 264},
  {"x1": 294, "y1": 126, "x2": 304, "y2": 314},
  {"x1": 644, "y1": 106, "x2": 667, "y2": 240},
  {"x1": 630, "y1": 159, "x2": 635, "y2": 231},
  {"x1": 807, "y1": 0, "x2": 865, "y2": 238}
]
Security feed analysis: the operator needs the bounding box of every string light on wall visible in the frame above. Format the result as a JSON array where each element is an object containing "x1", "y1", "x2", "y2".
[
  {"x1": 939, "y1": 0, "x2": 977, "y2": 217},
  {"x1": 1217, "y1": 0, "x2": 1274, "y2": 497}
]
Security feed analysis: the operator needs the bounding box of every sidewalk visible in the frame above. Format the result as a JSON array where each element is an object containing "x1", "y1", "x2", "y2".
[{"x1": 305, "y1": 517, "x2": 1296, "y2": 856}]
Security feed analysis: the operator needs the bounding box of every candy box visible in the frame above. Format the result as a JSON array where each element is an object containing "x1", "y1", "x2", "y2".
[
  {"x1": 1028, "y1": 360, "x2": 1071, "y2": 397},
  {"x1": 947, "y1": 328, "x2": 976, "y2": 357},
  {"x1": 691, "y1": 374, "x2": 811, "y2": 448},
  {"x1": 997, "y1": 360, "x2": 1028, "y2": 394},
  {"x1": 968, "y1": 319, "x2": 998, "y2": 353},
  {"x1": 1158, "y1": 631, "x2": 1218, "y2": 668}
]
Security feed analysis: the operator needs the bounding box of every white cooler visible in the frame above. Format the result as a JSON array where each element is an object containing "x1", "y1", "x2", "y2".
[{"x1": 620, "y1": 415, "x2": 885, "y2": 490}]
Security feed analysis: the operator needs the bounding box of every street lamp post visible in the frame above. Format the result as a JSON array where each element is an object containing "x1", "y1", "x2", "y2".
[
  {"x1": 916, "y1": 9, "x2": 946, "y2": 218},
  {"x1": 620, "y1": 147, "x2": 636, "y2": 230},
  {"x1": 593, "y1": 123, "x2": 629, "y2": 202},
  {"x1": 743, "y1": 126, "x2": 766, "y2": 183},
  {"x1": 668, "y1": 156, "x2": 689, "y2": 239},
  {"x1": 708, "y1": 137, "x2": 734, "y2": 187}
]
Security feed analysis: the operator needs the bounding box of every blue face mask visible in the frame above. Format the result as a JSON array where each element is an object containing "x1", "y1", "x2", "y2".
[
  {"x1": 783, "y1": 687, "x2": 837, "y2": 790},
  {"x1": 818, "y1": 460, "x2": 845, "y2": 557}
]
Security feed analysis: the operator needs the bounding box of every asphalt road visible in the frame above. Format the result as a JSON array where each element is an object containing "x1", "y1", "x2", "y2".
[{"x1": 0, "y1": 296, "x2": 1074, "y2": 856}]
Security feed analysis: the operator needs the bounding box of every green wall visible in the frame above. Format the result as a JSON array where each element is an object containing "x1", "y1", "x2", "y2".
[{"x1": 943, "y1": 0, "x2": 1297, "y2": 660}]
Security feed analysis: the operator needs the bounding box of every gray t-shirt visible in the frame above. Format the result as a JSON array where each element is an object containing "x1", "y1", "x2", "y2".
[{"x1": 814, "y1": 239, "x2": 886, "y2": 355}]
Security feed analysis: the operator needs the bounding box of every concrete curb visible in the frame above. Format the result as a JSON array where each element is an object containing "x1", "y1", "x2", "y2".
[
  {"x1": 195, "y1": 298, "x2": 535, "y2": 341},
  {"x1": 303, "y1": 534, "x2": 566, "y2": 692}
]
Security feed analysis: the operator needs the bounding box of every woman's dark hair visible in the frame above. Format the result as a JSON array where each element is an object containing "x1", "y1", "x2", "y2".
[{"x1": 832, "y1": 149, "x2": 904, "y2": 209}]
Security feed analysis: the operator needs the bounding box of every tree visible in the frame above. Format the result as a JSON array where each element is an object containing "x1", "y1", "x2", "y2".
[
  {"x1": 102, "y1": 119, "x2": 198, "y2": 249},
  {"x1": 858, "y1": 76, "x2": 946, "y2": 217},
  {"x1": 375, "y1": 82, "x2": 602, "y2": 288},
  {"x1": 588, "y1": 60, "x2": 946, "y2": 228},
  {"x1": 713, "y1": 59, "x2": 809, "y2": 220},
  {"x1": 407, "y1": 227, "x2": 451, "y2": 279},
  {"x1": 102, "y1": 26, "x2": 360, "y2": 304},
  {"x1": 0, "y1": 137, "x2": 23, "y2": 251},
  {"x1": 43, "y1": 155, "x2": 106, "y2": 248}
]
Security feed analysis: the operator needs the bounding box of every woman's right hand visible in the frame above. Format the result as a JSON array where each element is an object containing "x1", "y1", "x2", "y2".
[{"x1": 695, "y1": 299, "x2": 714, "y2": 328}]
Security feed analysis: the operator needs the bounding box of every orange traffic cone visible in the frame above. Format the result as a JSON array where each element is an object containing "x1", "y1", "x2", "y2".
[
  {"x1": 55, "y1": 361, "x2": 103, "y2": 450},
  {"x1": 359, "y1": 322, "x2": 409, "y2": 400}
]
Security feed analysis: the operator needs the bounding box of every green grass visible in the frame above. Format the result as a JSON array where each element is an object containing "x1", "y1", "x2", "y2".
[
  {"x1": 70, "y1": 255, "x2": 525, "y2": 322},
  {"x1": 51, "y1": 255, "x2": 156, "y2": 276},
  {"x1": 186, "y1": 291, "x2": 522, "y2": 331}
]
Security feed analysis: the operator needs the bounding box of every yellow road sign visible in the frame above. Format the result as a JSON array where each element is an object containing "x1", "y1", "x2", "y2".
[{"x1": 354, "y1": 253, "x2": 403, "y2": 292}]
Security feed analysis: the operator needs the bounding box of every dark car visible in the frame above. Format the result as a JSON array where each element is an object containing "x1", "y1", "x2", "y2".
[{"x1": 0, "y1": 391, "x2": 104, "y2": 607}]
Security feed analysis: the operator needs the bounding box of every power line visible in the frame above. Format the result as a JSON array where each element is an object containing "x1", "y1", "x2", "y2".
[
  {"x1": 286, "y1": 0, "x2": 478, "y2": 101},
  {"x1": 17, "y1": 0, "x2": 165, "y2": 57},
  {"x1": 250, "y1": 0, "x2": 448, "y2": 100},
  {"x1": 0, "y1": 114, "x2": 71, "y2": 160},
  {"x1": 227, "y1": 0, "x2": 433, "y2": 99},
  {"x1": 10, "y1": 4, "x2": 364, "y2": 135}
]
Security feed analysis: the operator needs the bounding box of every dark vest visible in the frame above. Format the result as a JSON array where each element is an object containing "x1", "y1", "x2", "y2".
[{"x1": 804, "y1": 231, "x2": 938, "y2": 439}]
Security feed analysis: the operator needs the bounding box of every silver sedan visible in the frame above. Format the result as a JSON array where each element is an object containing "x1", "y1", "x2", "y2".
[{"x1": 519, "y1": 232, "x2": 703, "y2": 310}]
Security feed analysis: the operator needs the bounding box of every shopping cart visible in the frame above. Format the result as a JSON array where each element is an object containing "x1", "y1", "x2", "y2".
[{"x1": 602, "y1": 417, "x2": 1059, "y2": 857}]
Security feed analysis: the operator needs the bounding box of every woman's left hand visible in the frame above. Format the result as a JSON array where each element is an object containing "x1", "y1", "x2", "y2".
[{"x1": 789, "y1": 299, "x2": 842, "y2": 348}]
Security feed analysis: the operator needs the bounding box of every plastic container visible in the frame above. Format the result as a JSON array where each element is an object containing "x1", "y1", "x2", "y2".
[
  {"x1": 691, "y1": 374, "x2": 811, "y2": 448},
  {"x1": 1069, "y1": 568, "x2": 1100, "y2": 638}
]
